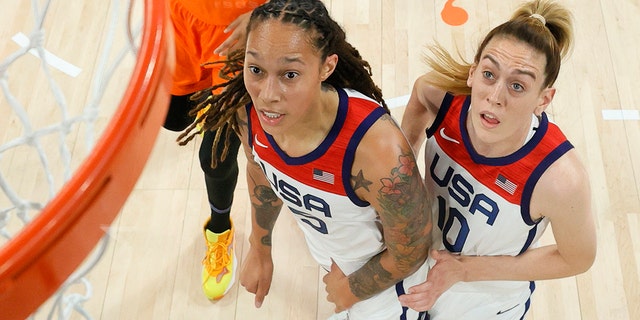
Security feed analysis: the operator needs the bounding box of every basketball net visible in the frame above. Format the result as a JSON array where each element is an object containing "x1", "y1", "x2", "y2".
[{"x1": 0, "y1": 0, "x2": 171, "y2": 318}]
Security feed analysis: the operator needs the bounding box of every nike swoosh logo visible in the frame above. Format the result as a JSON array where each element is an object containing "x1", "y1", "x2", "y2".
[
  {"x1": 439, "y1": 128, "x2": 460, "y2": 144},
  {"x1": 254, "y1": 134, "x2": 269, "y2": 149},
  {"x1": 497, "y1": 304, "x2": 519, "y2": 315}
]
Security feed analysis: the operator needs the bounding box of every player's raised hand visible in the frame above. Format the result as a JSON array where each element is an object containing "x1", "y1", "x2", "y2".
[{"x1": 213, "y1": 11, "x2": 252, "y2": 56}]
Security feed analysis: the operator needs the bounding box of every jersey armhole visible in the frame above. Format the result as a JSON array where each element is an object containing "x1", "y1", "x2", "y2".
[
  {"x1": 425, "y1": 92, "x2": 455, "y2": 138},
  {"x1": 342, "y1": 108, "x2": 388, "y2": 207}
]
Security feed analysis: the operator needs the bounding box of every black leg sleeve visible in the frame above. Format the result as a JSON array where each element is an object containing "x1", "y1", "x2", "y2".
[
  {"x1": 163, "y1": 94, "x2": 196, "y2": 132},
  {"x1": 199, "y1": 124, "x2": 242, "y2": 211}
]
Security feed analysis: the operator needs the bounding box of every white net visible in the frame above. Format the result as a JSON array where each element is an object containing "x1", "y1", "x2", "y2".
[{"x1": 0, "y1": 0, "x2": 146, "y2": 318}]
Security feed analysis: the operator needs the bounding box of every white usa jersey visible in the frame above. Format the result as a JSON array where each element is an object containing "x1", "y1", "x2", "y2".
[
  {"x1": 247, "y1": 87, "x2": 429, "y2": 320},
  {"x1": 424, "y1": 93, "x2": 573, "y2": 320}
]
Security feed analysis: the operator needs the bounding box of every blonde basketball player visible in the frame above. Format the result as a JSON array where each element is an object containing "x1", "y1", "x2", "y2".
[{"x1": 399, "y1": 0, "x2": 596, "y2": 319}]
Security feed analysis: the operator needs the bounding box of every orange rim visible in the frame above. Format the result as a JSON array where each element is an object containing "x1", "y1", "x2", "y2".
[{"x1": 0, "y1": 0, "x2": 173, "y2": 318}]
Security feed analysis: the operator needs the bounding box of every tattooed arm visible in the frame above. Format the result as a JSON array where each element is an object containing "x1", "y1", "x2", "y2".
[
  {"x1": 236, "y1": 109, "x2": 284, "y2": 308},
  {"x1": 323, "y1": 113, "x2": 433, "y2": 311}
]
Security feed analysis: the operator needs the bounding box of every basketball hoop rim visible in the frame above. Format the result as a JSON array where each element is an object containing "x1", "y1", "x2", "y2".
[{"x1": 0, "y1": 0, "x2": 173, "y2": 318}]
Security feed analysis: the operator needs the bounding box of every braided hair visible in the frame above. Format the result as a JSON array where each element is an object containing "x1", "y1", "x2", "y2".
[{"x1": 177, "y1": 0, "x2": 386, "y2": 168}]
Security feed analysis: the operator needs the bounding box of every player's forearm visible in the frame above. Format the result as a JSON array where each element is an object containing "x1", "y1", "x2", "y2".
[
  {"x1": 348, "y1": 166, "x2": 432, "y2": 300},
  {"x1": 346, "y1": 247, "x2": 427, "y2": 302},
  {"x1": 461, "y1": 245, "x2": 591, "y2": 282},
  {"x1": 247, "y1": 164, "x2": 282, "y2": 249}
]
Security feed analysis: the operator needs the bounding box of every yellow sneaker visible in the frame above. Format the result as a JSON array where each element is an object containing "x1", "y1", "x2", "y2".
[
  {"x1": 195, "y1": 104, "x2": 209, "y2": 133},
  {"x1": 201, "y1": 222, "x2": 236, "y2": 300}
]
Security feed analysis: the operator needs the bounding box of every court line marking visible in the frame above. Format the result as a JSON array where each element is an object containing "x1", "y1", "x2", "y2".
[
  {"x1": 602, "y1": 109, "x2": 640, "y2": 121},
  {"x1": 387, "y1": 94, "x2": 410, "y2": 109},
  {"x1": 12, "y1": 32, "x2": 82, "y2": 77}
]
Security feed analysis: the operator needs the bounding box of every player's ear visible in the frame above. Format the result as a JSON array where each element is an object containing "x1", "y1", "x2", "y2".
[
  {"x1": 467, "y1": 63, "x2": 477, "y2": 88},
  {"x1": 320, "y1": 54, "x2": 338, "y2": 81},
  {"x1": 535, "y1": 87, "x2": 555, "y2": 116}
]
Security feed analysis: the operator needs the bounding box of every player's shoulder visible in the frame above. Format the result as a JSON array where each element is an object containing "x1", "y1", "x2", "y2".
[
  {"x1": 537, "y1": 148, "x2": 589, "y2": 201},
  {"x1": 356, "y1": 115, "x2": 412, "y2": 170}
]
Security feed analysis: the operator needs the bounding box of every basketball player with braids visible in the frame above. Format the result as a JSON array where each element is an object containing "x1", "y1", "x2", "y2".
[
  {"x1": 178, "y1": 0, "x2": 433, "y2": 318},
  {"x1": 164, "y1": 0, "x2": 266, "y2": 301},
  {"x1": 398, "y1": 0, "x2": 596, "y2": 318}
]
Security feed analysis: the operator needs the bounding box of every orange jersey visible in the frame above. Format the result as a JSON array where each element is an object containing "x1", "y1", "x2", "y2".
[
  {"x1": 170, "y1": 0, "x2": 265, "y2": 95},
  {"x1": 174, "y1": 0, "x2": 264, "y2": 26}
]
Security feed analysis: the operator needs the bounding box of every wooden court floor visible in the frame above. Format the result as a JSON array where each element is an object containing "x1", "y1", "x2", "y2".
[{"x1": 2, "y1": 0, "x2": 639, "y2": 319}]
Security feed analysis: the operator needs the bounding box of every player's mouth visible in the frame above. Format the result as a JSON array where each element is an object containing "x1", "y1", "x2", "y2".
[
  {"x1": 260, "y1": 110, "x2": 284, "y2": 124},
  {"x1": 481, "y1": 112, "x2": 500, "y2": 127}
]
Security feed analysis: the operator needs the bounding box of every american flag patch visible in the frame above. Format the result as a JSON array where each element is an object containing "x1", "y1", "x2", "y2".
[
  {"x1": 313, "y1": 168, "x2": 335, "y2": 184},
  {"x1": 495, "y1": 174, "x2": 517, "y2": 195}
]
